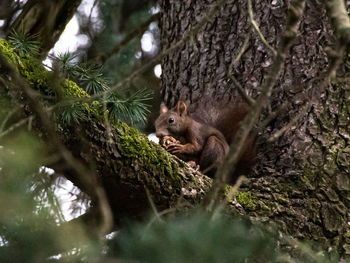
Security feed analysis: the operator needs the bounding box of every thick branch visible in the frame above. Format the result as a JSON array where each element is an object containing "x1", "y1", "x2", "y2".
[
  {"x1": 53, "y1": 121, "x2": 213, "y2": 225},
  {"x1": 0, "y1": 39, "x2": 214, "y2": 231}
]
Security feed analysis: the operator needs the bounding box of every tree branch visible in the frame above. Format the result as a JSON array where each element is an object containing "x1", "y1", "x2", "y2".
[
  {"x1": 248, "y1": 0, "x2": 276, "y2": 56},
  {"x1": 227, "y1": 74, "x2": 255, "y2": 106}
]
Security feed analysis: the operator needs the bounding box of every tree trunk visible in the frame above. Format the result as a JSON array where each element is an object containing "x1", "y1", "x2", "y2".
[{"x1": 159, "y1": 0, "x2": 350, "y2": 256}]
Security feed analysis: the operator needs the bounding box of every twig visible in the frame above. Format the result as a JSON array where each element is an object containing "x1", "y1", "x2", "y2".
[
  {"x1": 227, "y1": 74, "x2": 255, "y2": 106},
  {"x1": 210, "y1": 175, "x2": 246, "y2": 221},
  {"x1": 92, "y1": 13, "x2": 160, "y2": 64},
  {"x1": 86, "y1": 0, "x2": 99, "y2": 38},
  {"x1": 253, "y1": 43, "x2": 344, "y2": 143},
  {"x1": 106, "y1": 0, "x2": 228, "y2": 96},
  {"x1": 234, "y1": 32, "x2": 251, "y2": 64},
  {"x1": 225, "y1": 176, "x2": 246, "y2": 202},
  {"x1": 248, "y1": 0, "x2": 277, "y2": 56},
  {"x1": 267, "y1": 102, "x2": 310, "y2": 142},
  {"x1": 144, "y1": 186, "x2": 162, "y2": 223},
  {"x1": 0, "y1": 116, "x2": 31, "y2": 139},
  {"x1": 226, "y1": 32, "x2": 255, "y2": 106},
  {"x1": 204, "y1": 0, "x2": 306, "y2": 211},
  {"x1": 282, "y1": 236, "x2": 325, "y2": 262},
  {"x1": 0, "y1": 106, "x2": 21, "y2": 132},
  {"x1": 258, "y1": 100, "x2": 289, "y2": 130}
]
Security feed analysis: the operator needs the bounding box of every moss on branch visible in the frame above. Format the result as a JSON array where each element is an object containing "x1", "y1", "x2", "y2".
[
  {"x1": 0, "y1": 39, "x2": 100, "y2": 118},
  {"x1": 0, "y1": 38, "x2": 211, "y2": 202},
  {"x1": 116, "y1": 122, "x2": 183, "y2": 188}
]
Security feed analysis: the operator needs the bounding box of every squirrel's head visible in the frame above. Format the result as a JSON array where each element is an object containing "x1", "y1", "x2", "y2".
[{"x1": 154, "y1": 101, "x2": 189, "y2": 138}]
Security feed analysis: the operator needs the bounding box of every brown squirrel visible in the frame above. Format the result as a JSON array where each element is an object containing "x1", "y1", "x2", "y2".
[{"x1": 155, "y1": 100, "x2": 256, "y2": 183}]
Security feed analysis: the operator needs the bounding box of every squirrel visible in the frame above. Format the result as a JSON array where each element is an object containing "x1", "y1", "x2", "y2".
[{"x1": 154, "y1": 100, "x2": 256, "y2": 183}]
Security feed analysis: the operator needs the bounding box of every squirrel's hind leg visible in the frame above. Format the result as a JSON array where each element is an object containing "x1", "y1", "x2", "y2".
[{"x1": 199, "y1": 136, "x2": 229, "y2": 177}]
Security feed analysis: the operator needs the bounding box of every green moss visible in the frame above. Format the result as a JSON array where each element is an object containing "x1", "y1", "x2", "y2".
[
  {"x1": 273, "y1": 193, "x2": 290, "y2": 205},
  {"x1": 258, "y1": 201, "x2": 271, "y2": 211},
  {"x1": 0, "y1": 39, "x2": 22, "y2": 66},
  {"x1": 344, "y1": 229, "x2": 350, "y2": 244},
  {"x1": 63, "y1": 80, "x2": 100, "y2": 117},
  {"x1": 235, "y1": 191, "x2": 257, "y2": 211},
  {"x1": 299, "y1": 165, "x2": 318, "y2": 191},
  {"x1": 0, "y1": 39, "x2": 48, "y2": 89},
  {"x1": 116, "y1": 122, "x2": 182, "y2": 188},
  {"x1": 224, "y1": 185, "x2": 234, "y2": 202},
  {"x1": 64, "y1": 80, "x2": 90, "y2": 98},
  {"x1": 20, "y1": 55, "x2": 48, "y2": 89}
]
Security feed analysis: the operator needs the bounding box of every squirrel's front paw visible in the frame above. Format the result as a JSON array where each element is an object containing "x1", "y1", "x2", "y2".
[{"x1": 167, "y1": 143, "x2": 184, "y2": 155}]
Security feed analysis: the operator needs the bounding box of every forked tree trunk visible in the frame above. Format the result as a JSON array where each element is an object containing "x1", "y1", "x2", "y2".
[{"x1": 159, "y1": 0, "x2": 350, "y2": 256}]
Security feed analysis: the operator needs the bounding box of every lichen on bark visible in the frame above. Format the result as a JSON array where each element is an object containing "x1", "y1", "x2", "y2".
[{"x1": 116, "y1": 122, "x2": 183, "y2": 188}]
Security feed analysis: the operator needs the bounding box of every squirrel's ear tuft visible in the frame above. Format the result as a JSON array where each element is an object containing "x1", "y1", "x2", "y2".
[
  {"x1": 176, "y1": 101, "x2": 187, "y2": 116},
  {"x1": 160, "y1": 102, "x2": 168, "y2": 114}
]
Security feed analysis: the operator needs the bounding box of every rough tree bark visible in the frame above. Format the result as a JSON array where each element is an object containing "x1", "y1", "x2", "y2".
[{"x1": 159, "y1": 0, "x2": 350, "y2": 256}]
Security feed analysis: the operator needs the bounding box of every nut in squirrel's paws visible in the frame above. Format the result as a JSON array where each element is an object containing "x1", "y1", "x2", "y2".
[{"x1": 160, "y1": 136, "x2": 184, "y2": 150}]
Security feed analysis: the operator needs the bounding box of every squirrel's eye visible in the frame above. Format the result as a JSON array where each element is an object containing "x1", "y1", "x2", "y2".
[{"x1": 168, "y1": 117, "x2": 175, "y2": 124}]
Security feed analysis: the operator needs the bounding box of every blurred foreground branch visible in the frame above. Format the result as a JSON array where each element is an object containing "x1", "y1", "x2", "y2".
[
  {"x1": 0, "y1": 52, "x2": 113, "y2": 237},
  {"x1": 92, "y1": 13, "x2": 160, "y2": 64}
]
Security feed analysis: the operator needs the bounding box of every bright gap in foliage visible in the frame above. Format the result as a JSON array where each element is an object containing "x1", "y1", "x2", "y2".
[{"x1": 39, "y1": 166, "x2": 89, "y2": 221}]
